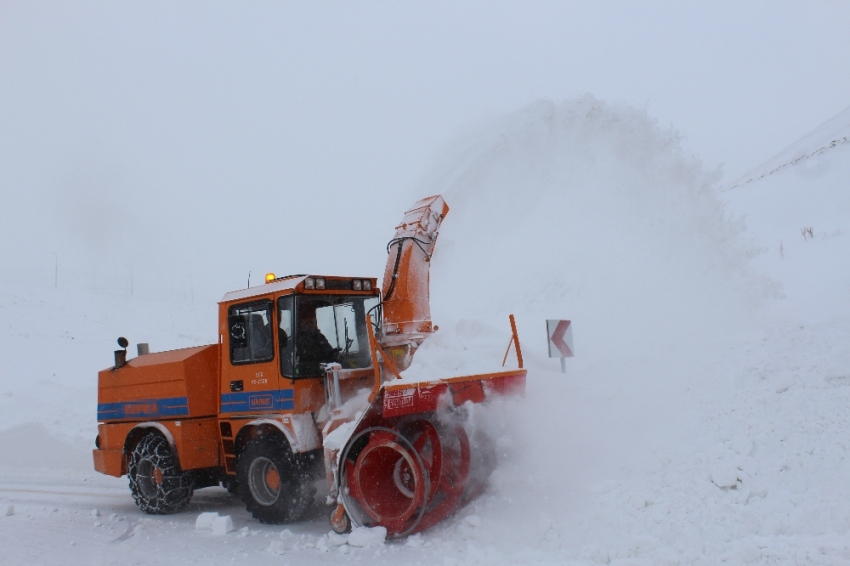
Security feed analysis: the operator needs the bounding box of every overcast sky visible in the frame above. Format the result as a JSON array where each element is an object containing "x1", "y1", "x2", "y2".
[{"x1": 2, "y1": 1, "x2": 848, "y2": 299}]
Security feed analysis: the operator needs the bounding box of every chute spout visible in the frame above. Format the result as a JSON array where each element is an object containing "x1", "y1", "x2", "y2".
[{"x1": 379, "y1": 195, "x2": 449, "y2": 371}]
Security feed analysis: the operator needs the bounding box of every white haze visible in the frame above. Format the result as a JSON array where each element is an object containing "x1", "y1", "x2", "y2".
[
  {"x1": 2, "y1": 1, "x2": 850, "y2": 305},
  {"x1": 408, "y1": 95, "x2": 769, "y2": 507},
  {"x1": 2, "y1": 3, "x2": 850, "y2": 564},
  {"x1": 425, "y1": 96, "x2": 772, "y2": 346}
]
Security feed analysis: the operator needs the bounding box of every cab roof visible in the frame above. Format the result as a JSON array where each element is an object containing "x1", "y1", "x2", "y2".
[
  {"x1": 219, "y1": 275, "x2": 378, "y2": 304},
  {"x1": 220, "y1": 275, "x2": 308, "y2": 303}
]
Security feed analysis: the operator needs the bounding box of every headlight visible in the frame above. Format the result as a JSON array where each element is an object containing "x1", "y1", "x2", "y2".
[
  {"x1": 315, "y1": 278, "x2": 326, "y2": 290},
  {"x1": 304, "y1": 278, "x2": 315, "y2": 289},
  {"x1": 363, "y1": 280, "x2": 372, "y2": 290},
  {"x1": 352, "y1": 279, "x2": 362, "y2": 290}
]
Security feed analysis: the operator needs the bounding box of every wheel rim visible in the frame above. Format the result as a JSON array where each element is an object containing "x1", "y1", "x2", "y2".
[
  {"x1": 248, "y1": 456, "x2": 280, "y2": 506},
  {"x1": 392, "y1": 457, "x2": 415, "y2": 498},
  {"x1": 330, "y1": 506, "x2": 350, "y2": 534},
  {"x1": 137, "y1": 459, "x2": 162, "y2": 498}
]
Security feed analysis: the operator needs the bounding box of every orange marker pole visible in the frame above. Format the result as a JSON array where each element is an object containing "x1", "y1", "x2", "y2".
[{"x1": 509, "y1": 314, "x2": 523, "y2": 369}]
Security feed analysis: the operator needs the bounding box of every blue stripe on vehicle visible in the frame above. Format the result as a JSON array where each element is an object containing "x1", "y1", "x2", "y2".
[
  {"x1": 97, "y1": 396, "x2": 189, "y2": 421},
  {"x1": 220, "y1": 389, "x2": 295, "y2": 413}
]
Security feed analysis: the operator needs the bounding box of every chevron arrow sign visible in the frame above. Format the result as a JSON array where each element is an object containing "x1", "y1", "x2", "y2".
[{"x1": 546, "y1": 319, "x2": 574, "y2": 358}]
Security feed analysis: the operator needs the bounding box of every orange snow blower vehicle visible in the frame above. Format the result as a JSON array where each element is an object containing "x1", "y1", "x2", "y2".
[{"x1": 93, "y1": 195, "x2": 526, "y2": 537}]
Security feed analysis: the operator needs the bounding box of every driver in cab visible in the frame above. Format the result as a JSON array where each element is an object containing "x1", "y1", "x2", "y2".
[{"x1": 296, "y1": 304, "x2": 338, "y2": 375}]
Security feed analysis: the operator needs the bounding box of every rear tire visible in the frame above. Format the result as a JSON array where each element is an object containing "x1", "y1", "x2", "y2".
[
  {"x1": 128, "y1": 433, "x2": 193, "y2": 514},
  {"x1": 236, "y1": 436, "x2": 315, "y2": 524}
]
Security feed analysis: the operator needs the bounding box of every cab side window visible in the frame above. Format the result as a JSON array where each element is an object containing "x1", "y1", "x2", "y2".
[{"x1": 228, "y1": 300, "x2": 274, "y2": 365}]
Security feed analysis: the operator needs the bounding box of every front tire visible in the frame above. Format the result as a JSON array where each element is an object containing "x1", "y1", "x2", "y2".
[
  {"x1": 128, "y1": 433, "x2": 193, "y2": 514},
  {"x1": 236, "y1": 436, "x2": 314, "y2": 524}
]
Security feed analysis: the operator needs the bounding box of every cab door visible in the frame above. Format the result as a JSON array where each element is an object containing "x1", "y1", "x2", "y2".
[{"x1": 220, "y1": 299, "x2": 284, "y2": 415}]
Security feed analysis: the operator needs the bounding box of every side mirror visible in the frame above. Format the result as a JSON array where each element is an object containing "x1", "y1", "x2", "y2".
[{"x1": 228, "y1": 315, "x2": 248, "y2": 348}]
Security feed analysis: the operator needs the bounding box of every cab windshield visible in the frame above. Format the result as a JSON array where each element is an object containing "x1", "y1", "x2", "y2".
[{"x1": 278, "y1": 295, "x2": 380, "y2": 378}]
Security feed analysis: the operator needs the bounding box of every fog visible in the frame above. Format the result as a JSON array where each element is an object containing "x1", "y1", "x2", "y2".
[
  {"x1": 3, "y1": 4, "x2": 850, "y2": 562},
  {"x1": 2, "y1": 1, "x2": 849, "y2": 304}
]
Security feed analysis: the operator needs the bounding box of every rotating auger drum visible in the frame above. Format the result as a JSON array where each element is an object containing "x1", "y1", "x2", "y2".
[
  {"x1": 323, "y1": 359, "x2": 523, "y2": 537},
  {"x1": 335, "y1": 412, "x2": 489, "y2": 537}
]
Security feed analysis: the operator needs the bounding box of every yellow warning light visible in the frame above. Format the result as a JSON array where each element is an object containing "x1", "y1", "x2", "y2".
[{"x1": 265, "y1": 273, "x2": 276, "y2": 284}]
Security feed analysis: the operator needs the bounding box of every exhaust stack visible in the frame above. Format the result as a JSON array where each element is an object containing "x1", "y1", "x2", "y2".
[{"x1": 113, "y1": 336, "x2": 129, "y2": 369}]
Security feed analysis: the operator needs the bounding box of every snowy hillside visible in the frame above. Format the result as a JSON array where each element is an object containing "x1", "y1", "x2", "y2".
[
  {"x1": 725, "y1": 104, "x2": 850, "y2": 324},
  {"x1": 2, "y1": 98, "x2": 850, "y2": 565}
]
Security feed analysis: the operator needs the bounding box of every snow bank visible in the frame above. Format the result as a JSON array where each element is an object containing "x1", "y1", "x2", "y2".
[
  {"x1": 724, "y1": 130, "x2": 850, "y2": 323},
  {"x1": 346, "y1": 526, "x2": 387, "y2": 547},
  {"x1": 730, "y1": 103, "x2": 850, "y2": 189},
  {"x1": 0, "y1": 281, "x2": 214, "y2": 446}
]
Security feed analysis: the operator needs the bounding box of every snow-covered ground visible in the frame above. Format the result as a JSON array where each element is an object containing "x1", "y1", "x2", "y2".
[{"x1": 2, "y1": 99, "x2": 850, "y2": 565}]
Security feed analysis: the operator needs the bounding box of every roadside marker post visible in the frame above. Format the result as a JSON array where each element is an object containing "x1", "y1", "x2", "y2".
[{"x1": 546, "y1": 319, "x2": 573, "y2": 373}]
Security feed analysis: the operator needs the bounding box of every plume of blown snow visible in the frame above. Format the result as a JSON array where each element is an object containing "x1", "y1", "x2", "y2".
[
  {"x1": 417, "y1": 96, "x2": 773, "y2": 360},
  {"x1": 402, "y1": 97, "x2": 776, "y2": 547}
]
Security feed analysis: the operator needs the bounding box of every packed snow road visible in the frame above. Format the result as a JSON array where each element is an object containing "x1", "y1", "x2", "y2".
[
  {"x1": 3, "y1": 319, "x2": 850, "y2": 565},
  {"x1": 0, "y1": 466, "x2": 437, "y2": 565}
]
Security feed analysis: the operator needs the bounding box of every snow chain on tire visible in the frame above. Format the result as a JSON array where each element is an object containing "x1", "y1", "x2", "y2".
[{"x1": 128, "y1": 433, "x2": 194, "y2": 514}]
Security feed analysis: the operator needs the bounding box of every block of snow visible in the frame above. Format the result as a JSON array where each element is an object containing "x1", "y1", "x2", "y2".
[
  {"x1": 315, "y1": 537, "x2": 329, "y2": 552},
  {"x1": 328, "y1": 532, "x2": 349, "y2": 546},
  {"x1": 90, "y1": 508, "x2": 100, "y2": 518},
  {"x1": 711, "y1": 465, "x2": 739, "y2": 488},
  {"x1": 347, "y1": 525, "x2": 386, "y2": 547},
  {"x1": 323, "y1": 420, "x2": 358, "y2": 452},
  {"x1": 267, "y1": 540, "x2": 286, "y2": 555},
  {"x1": 5, "y1": 505, "x2": 14, "y2": 516},
  {"x1": 211, "y1": 514, "x2": 234, "y2": 535},
  {"x1": 195, "y1": 511, "x2": 219, "y2": 530}
]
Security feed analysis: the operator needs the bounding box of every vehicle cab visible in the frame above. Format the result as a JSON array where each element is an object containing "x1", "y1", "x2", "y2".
[{"x1": 216, "y1": 274, "x2": 380, "y2": 474}]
